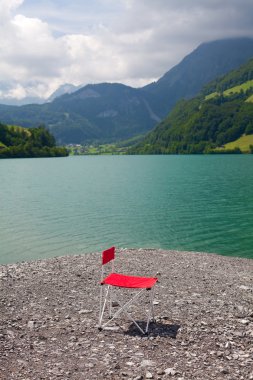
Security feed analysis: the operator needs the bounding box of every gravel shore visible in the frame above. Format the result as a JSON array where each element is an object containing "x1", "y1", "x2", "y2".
[{"x1": 0, "y1": 249, "x2": 252, "y2": 380}]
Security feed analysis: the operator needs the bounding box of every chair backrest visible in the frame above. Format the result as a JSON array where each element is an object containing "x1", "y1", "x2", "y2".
[
  {"x1": 101, "y1": 247, "x2": 115, "y2": 282},
  {"x1": 102, "y1": 246, "x2": 115, "y2": 265}
]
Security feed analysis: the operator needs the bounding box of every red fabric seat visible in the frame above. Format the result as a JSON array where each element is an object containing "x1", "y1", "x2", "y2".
[{"x1": 102, "y1": 273, "x2": 157, "y2": 288}]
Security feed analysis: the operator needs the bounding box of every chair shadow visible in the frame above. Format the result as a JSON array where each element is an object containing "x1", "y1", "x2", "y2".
[{"x1": 125, "y1": 320, "x2": 181, "y2": 338}]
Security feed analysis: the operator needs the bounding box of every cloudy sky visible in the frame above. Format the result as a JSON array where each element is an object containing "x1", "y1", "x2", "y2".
[{"x1": 0, "y1": 0, "x2": 253, "y2": 101}]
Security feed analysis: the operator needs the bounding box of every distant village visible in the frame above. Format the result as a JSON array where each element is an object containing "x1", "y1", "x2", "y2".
[{"x1": 65, "y1": 144, "x2": 126, "y2": 155}]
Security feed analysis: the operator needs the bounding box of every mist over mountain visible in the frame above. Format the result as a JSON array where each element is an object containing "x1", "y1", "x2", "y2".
[{"x1": 0, "y1": 83, "x2": 82, "y2": 106}]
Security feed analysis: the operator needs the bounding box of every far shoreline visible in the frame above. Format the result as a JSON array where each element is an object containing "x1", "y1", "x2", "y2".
[{"x1": 0, "y1": 246, "x2": 252, "y2": 267}]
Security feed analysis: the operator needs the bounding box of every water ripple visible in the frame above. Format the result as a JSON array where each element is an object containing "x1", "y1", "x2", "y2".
[{"x1": 1, "y1": 155, "x2": 253, "y2": 264}]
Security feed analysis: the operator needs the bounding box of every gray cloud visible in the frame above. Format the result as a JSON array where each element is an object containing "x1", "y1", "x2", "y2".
[{"x1": 0, "y1": 0, "x2": 253, "y2": 101}]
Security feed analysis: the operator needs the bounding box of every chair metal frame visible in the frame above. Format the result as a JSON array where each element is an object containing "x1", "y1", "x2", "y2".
[{"x1": 98, "y1": 247, "x2": 158, "y2": 334}]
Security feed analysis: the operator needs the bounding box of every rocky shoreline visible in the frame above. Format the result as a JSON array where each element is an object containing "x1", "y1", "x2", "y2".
[{"x1": 0, "y1": 249, "x2": 252, "y2": 380}]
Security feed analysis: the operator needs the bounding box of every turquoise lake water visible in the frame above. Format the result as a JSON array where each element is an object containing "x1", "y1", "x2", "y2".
[{"x1": 0, "y1": 155, "x2": 253, "y2": 264}]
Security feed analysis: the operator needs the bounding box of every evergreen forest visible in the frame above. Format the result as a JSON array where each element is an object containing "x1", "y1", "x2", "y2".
[{"x1": 0, "y1": 124, "x2": 68, "y2": 158}]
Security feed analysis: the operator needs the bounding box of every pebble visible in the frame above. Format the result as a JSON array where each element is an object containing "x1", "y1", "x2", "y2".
[
  {"x1": 27, "y1": 321, "x2": 36, "y2": 329},
  {"x1": 141, "y1": 360, "x2": 156, "y2": 367},
  {"x1": 220, "y1": 367, "x2": 229, "y2": 374},
  {"x1": 78, "y1": 309, "x2": 93, "y2": 314},
  {"x1": 165, "y1": 368, "x2": 177, "y2": 376},
  {"x1": 0, "y1": 248, "x2": 252, "y2": 380},
  {"x1": 239, "y1": 285, "x2": 252, "y2": 291},
  {"x1": 240, "y1": 319, "x2": 250, "y2": 325}
]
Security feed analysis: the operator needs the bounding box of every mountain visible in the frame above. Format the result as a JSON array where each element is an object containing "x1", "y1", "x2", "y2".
[
  {"x1": 1, "y1": 37, "x2": 253, "y2": 144},
  {"x1": 47, "y1": 83, "x2": 83, "y2": 102},
  {"x1": 131, "y1": 58, "x2": 253, "y2": 154},
  {"x1": 46, "y1": 83, "x2": 163, "y2": 144},
  {"x1": 0, "y1": 83, "x2": 161, "y2": 144},
  {"x1": 142, "y1": 37, "x2": 253, "y2": 118}
]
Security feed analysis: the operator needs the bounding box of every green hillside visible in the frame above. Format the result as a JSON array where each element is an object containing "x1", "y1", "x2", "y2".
[
  {"x1": 0, "y1": 123, "x2": 68, "y2": 158},
  {"x1": 131, "y1": 58, "x2": 253, "y2": 154},
  {"x1": 143, "y1": 37, "x2": 253, "y2": 118}
]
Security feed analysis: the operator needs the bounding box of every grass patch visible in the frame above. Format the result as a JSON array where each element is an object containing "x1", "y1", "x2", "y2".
[
  {"x1": 86, "y1": 144, "x2": 128, "y2": 154},
  {"x1": 246, "y1": 94, "x2": 253, "y2": 103},
  {"x1": 205, "y1": 80, "x2": 253, "y2": 101},
  {"x1": 214, "y1": 134, "x2": 253, "y2": 153},
  {"x1": 205, "y1": 92, "x2": 219, "y2": 101},
  {"x1": 223, "y1": 80, "x2": 253, "y2": 96}
]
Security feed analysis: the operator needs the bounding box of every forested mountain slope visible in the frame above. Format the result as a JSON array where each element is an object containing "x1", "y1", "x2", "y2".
[
  {"x1": 142, "y1": 37, "x2": 253, "y2": 118},
  {"x1": 131, "y1": 59, "x2": 253, "y2": 154}
]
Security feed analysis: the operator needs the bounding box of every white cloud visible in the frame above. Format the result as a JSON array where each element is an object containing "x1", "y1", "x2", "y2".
[
  {"x1": 0, "y1": 0, "x2": 23, "y2": 20},
  {"x1": 0, "y1": 2, "x2": 69, "y2": 99},
  {"x1": 0, "y1": 0, "x2": 253, "y2": 101},
  {"x1": 6, "y1": 84, "x2": 27, "y2": 99}
]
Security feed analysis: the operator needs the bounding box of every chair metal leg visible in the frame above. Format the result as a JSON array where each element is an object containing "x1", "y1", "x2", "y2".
[
  {"x1": 99, "y1": 285, "x2": 103, "y2": 325},
  {"x1": 109, "y1": 286, "x2": 112, "y2": 318},
  {"x1": 98, "y1": 285, "x2": 110, "y2": 328},
  {"x1": 112, "y1": 297, "x2": 145, "y2": 335},
  {"x1": 145, "y1": 287, "x2": 155, "y2": 333},
  {"x1": 99, "y1": 285, "x2": 157, "y2": 335},
  {"x1": 151, "y1": 287, "x2": 155, "y2": 321},
  {"x1": 99, "y1": 288, "x2": 146, "y2": 334}
]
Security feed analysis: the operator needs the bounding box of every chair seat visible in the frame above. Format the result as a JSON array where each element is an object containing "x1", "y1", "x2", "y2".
[{"x1": 101, "y1": 273, "x2": 157, "y2": 289}]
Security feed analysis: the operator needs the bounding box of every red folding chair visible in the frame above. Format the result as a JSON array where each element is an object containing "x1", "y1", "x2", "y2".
[{"x1": 98, "y1": 247, "x2": 158, "y2": 334}]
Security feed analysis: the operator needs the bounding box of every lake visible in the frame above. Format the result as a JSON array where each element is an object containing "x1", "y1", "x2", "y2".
[{"x1": 0, "y1": 155, "x2": 253, "y2": 264}]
